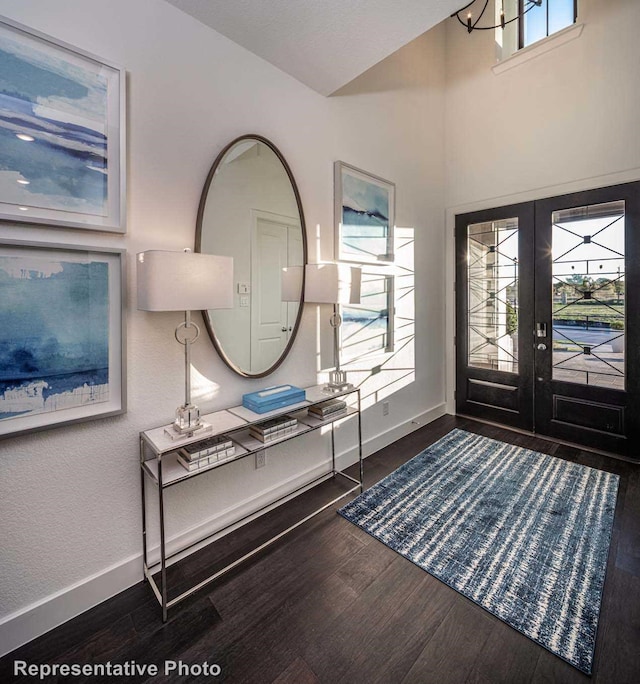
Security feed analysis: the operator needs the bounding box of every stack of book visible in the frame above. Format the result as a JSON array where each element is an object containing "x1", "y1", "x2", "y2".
[
  {"x1": 177, "y1": 435, "x2": 235, "y2": 472},
  {"x1": 308, "y1": 398, "x2": 348, "y2": 420},
  {"x1": 249, "y1": 416, "x2": 298, "y2": 443}
]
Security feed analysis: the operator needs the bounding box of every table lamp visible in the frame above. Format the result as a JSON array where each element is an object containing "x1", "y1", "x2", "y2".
[
  {"x1": 305, "y1": 263, "x2": 361, "y2": 392},
  {"x1": 137, "y1": 249, "x2": 233, "y2": 437}
]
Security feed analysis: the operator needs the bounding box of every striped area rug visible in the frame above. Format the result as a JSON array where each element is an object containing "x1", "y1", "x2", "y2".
[{"x1": 339, "y1": 429, "x2": 619, "y2": 673}]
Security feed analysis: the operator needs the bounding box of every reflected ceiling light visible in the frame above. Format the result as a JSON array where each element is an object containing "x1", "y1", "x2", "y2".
[
  {"x1": 17, "y1": 179, "x2": 30, "y2": 185},
  {"x1": 16, "y1": 133, "x2": 35, "y2": 142},
  {"x1": 18, "y1": 207, "x2": 28, "y2": 211},
  {"x1": 452, "y1": 0, "x2": 542, "y2": 33}
]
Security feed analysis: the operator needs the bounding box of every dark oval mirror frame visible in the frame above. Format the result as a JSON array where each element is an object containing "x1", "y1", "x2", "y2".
[{"x1": 195, "y1": 134, "x2": 307, "y2": 378}]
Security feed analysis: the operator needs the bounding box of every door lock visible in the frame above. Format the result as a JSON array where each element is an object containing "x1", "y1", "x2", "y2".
[{"x1": 537, "y1": 343, "x2": 547, "y2": 351}]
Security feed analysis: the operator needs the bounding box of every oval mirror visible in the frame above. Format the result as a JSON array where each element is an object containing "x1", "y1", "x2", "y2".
[{"x1": 196, "y1": 135, "x2": 307, "y2": 377}]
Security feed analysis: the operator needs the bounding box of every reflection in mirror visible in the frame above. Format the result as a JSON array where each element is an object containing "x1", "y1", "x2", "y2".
[{"x1": 196, "y1": 136, "x2": 307, "y2": 377}]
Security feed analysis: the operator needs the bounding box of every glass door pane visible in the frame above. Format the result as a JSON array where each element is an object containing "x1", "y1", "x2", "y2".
[
  {"x1": 467, "y1": 218, "x2": 519, "y2": 374},
  {"x1": 551, "y1": 200, "x2": 625, "y2": 389},
  {"x1": 457, "y1": 201, "x2": 534, "y2": 432}
]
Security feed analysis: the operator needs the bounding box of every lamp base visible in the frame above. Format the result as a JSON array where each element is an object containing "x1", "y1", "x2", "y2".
[
  {"x1": 164, "y1": 421, "x2": 213, "y2": 441},
  {"x1": 323, "y1": 370, "x2": 353, "y2": 393},
  {"x1": 163, "y1": 404, "x2": 213, "y2": 440},
  {"x1": 175, "y1": 402, "x2": 201, "y2": 432}
]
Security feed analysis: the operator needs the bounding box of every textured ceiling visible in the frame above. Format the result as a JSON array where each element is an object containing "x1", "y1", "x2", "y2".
[{"x1": 163, "y1": 0, "x2": 461, "y2": 95}]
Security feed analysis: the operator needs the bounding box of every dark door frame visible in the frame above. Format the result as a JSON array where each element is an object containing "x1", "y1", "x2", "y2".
[
  {"x1": 533, "y1": 181, "x2": 640, "y2": 456},
  {"x1": 455, "y1": 180, "x2": 640, "y2": 458},
  {"x1": 455, "y1": 201, "x2": 535, "y2": 431}
]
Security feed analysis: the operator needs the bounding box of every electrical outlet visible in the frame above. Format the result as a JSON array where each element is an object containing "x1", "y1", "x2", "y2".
[
  {"x1": 255, "y1": 451, "x2": 266, "y2": 469},
  {"x1": 382, "y1": 401, "x2": 390, "y2": 416}
]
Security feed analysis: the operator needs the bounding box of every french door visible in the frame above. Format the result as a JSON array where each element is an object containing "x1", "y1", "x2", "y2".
[{"x1": 455, "y1": 181, "x2": 640, "y2": 457}]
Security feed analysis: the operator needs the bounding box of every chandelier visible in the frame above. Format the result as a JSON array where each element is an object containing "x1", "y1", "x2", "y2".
[{"x1": 451, "y1": 0, "x2": 542, "y2": 33}]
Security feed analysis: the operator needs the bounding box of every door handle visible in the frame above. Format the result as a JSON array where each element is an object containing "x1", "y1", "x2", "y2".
[
  {"x1": 537, "y1": 343, "x2": 547, "y2": 351},
  {"x1": 281, "y1": 327, "x2": 287, "y2": 332},
  {"x1": 536, "y1": 323, "x2": 547, "y2": 337}
]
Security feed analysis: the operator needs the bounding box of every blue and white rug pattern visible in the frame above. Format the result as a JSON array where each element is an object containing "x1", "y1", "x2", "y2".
[{"x1": 339, "y1": 429, "x2": 619, "y2": 673}]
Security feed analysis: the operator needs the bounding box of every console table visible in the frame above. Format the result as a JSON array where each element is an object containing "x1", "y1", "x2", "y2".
[{"x1": 139, "y1": 384, "x2": 362, "y2": 621}]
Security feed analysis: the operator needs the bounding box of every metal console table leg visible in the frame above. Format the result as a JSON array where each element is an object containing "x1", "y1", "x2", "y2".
[
  {"x1": 139, "y1": 385, "x2": 364, "y2": 622},
  {"x1": 157, "y1": 455, "x2": 168, "y2": 622}
]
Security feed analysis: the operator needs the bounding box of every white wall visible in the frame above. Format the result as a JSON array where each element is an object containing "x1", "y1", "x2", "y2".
[
  {"x1": 0, "y1": 0, "x2": 447, "y2": 654},
  {"x1": 445, "y1": 0, "x2": 640, "y2": 208},
  {"x1": 443, "y1": 0, "x2": 640, "y2": 411}
]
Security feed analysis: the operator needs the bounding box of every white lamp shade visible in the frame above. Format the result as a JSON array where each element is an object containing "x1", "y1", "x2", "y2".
[
  {"x1": 281, "y1": 266, "x2": 304, "y2": 302},
  {"x1": 305, "y1": 263, "x2": 361, "y2": 305},
  {"x1": 137, "y1": 250, "x2": 233, "y2": 311}
]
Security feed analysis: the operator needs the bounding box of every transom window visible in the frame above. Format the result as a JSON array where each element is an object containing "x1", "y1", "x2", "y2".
[
  {"x1": 499, "y1": 0, "x2": 577, "y2": 58},
  {"x1": 522, "y1": 0, "x2": 577, "y2": 48}
]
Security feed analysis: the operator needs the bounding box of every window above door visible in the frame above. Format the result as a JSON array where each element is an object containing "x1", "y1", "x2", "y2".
[
  {"x1": 522, "y1": 0, "x2": 576, "y2": 48},
  {"x1": 496, "y1": 0, "x2": 579, "y2": 65}
]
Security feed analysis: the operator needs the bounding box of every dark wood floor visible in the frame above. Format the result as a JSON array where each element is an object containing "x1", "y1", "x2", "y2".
[{"x1": 2, "y1": 415, "x2": 639, "y2": 683}]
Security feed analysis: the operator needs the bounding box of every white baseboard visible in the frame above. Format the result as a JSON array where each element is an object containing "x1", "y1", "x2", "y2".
[
  {"x1": 0, "y1": 553, "x2": 142, "y2": 659},
  {"x1": 0, "y1": 402, "x2": 446, "y2": 658},
  {"x1": 337, "y1": 402, "x2": 447, "y2": 469}
]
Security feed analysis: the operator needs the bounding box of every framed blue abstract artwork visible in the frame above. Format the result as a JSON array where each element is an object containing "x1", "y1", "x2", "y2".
[
  {"x1": 0, "y1": 240, "x2": 126, "y2": 438},
  {"x1": 0, "y1": 16, "x2": 126, "y2": 232},
  {"x1": 341, "y1": 272, "x2": 395, "y2": 362},
  {"x1": 334, "y1": 161, "x2": 395, "y2": 263}
]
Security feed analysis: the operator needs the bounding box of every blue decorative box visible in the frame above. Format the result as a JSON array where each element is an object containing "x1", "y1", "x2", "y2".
[{"x1": 242, "y1": 385, "x2": 306, "y2": 414}]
